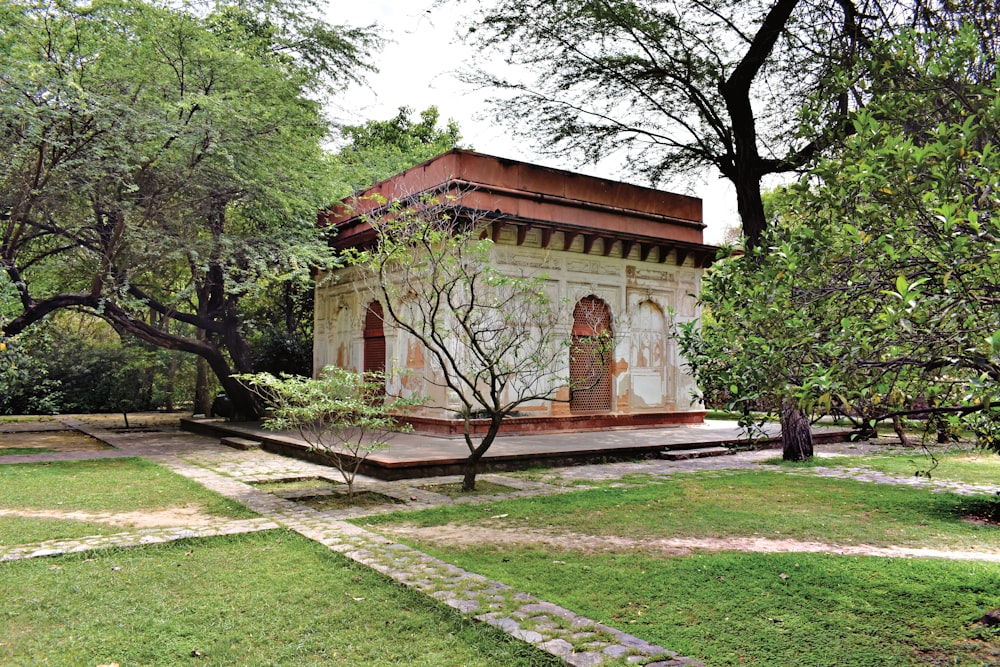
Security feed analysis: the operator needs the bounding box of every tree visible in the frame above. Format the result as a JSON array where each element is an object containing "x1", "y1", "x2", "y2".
[
  {"x1": 229, "y1": 106, "x2": 467, "y2": 387},
  {"x1": 238, "y1": 367, "x2": 420, "y2": 503},
  {"x1": 346, "y1": 194, "x2": 612, "y2": 490},
  {"x1": 333, "y1": 106, "x2": 464, "y2": 193},
  {"x1": 448, "y1": 0, "x2": 996, "y2": 251},
  {"x1": 0, "y1": 0, "x2": 378, "y2": 418},
  {"x1": 677, "y1": 27, "x2": 1000, "y2": 458}
]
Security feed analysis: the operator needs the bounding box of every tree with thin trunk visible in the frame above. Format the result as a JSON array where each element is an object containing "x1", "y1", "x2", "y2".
[
  {"x1": 344, "y1": 194, "x2": 612, "y2": 490},
  {"x1": 238, "y1": 367, "x2": 421, "y2": 503}
]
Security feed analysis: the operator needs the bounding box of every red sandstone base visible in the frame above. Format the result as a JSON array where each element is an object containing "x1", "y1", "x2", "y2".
[{"x1": 401, "y1": 411, "x2": 707, "y2": 437}]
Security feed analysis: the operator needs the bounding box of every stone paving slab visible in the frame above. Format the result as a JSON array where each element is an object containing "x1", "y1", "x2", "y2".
[
  {"x1": 185, "y1": 417, "x2": 856, "y2": 479},
  {"x1": 0, "y1": 518, "x2": 278, "y2": 562}
]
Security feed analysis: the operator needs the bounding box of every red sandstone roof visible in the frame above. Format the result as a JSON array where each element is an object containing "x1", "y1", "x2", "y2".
[{"x1": 322, "y1": 149, "x2": 717, "y2": 266}]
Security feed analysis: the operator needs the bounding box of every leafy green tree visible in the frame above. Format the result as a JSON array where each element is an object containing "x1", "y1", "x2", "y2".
[
  {"x1": 333, "y1": 106, "x2": 464, "y2": 193},
  {"x1": 238, "y1": 367, "x2": 421, "y2": 502},
  {"x1": 678, "y1": 27, "x2": 1000, "y2": 458},
  {"x1": 0, "y1": 314, "x2": 198, "y2": 416},
  {"x1": 0, "y1": 0, "x2": 378, "y2": 418},
  {"x1": 447, "y1": 0, "x2": 996, "y2": 250}
]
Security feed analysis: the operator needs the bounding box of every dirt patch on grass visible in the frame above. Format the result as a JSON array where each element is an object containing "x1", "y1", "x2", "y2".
[
  {"x1": 0, "y1": 505, "x2": 224, "y2": 528},
  {"x1": 376, "y1": 522, "x2": 1000, "y2": 563},
  {"x1": 301, "y1": 491, "x2": 402, "y2": 511},
  {"x1": 963, "y1": 515, "x2": 1000, "y2": 527},
  {"x1": 0, "y1": 430, "x2": 111, "y2": 453}
]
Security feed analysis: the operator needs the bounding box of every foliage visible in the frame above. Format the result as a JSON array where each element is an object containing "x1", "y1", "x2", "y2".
[
  {"x1": 234, "y1": 106, "x2": 465, "y2": 380},
  {"x1": 409, "y1": 547, "x2": 1000, "y2": 666},
  {"x1": 345, "y1": 194, "x2": 611, "y2": 491},
  {"x1": 0, "y1": 316, "x2": 196, "y2": 415},
  {"x1": 240, "y1": 274, "x2": 318, "y2": 377},
  {"x1": 677, "y1": 26, "x2": 1000, "y2": 453},
  {"x1": 0, "y1": 0, "x2": 378, "y2": 418},
  {"x1": 361, "y1": 470, "x2": 999, "y2": 550},
  {"x1": 237, "y1": 366, "x2": 421, "y2": 502},
  {"x1": 448, "y1": 0, "x2": 997, "y2": 248},
  {"x1": 802, "y1": 448, "x2": 1000, "y2": 487},
  {"x1": 333, "y1": 106, "x2": 465, "y2": 193},
  {"x1": 247, "y1": 329, "x2": 314, "y2": 377}
]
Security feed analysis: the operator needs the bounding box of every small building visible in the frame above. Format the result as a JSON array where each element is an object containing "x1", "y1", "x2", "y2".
[{"x1": 314, "y1": 149, "x2": 716, "y2": 433}]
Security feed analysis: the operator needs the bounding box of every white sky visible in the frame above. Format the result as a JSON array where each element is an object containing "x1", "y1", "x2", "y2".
[{"x1": 325, "y1": 0, "x2": 736, "y2": 243}]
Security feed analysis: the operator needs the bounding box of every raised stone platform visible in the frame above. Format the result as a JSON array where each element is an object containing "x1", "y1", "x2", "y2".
[{"x1": 182, "y1": 417, "x2": 851, "y2": 481}]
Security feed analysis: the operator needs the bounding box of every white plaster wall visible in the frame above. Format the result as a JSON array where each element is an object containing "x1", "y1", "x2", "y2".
[{"x1": 313, "y1": 228, "x2": 705, "y2": 417}]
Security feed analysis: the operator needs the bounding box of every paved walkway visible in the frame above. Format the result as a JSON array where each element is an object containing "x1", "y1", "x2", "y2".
[
  {"x1": 2, "y1": 416, "x2": 998, "y2": 666},
  {"x1": 185, "y1": 416, "x2": 850, "y2": 479}
]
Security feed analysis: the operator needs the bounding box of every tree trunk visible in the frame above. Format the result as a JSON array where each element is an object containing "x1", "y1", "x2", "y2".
[
  {"x1": 734, "y1": 169, "x2": 767, "y2": 251},
  {"x1": 461, "y1": 462, "x2": 478, "y2": 493},
  {"x1": 193, "y1": 326, "x2": 214, "y2": 416},
  {"x1": 780, "y1": 399, "x2": 813, "y2": 461},
  {"x1": 461, "y1": 418, "x2": 503, "y2": 491},
  {"x1": 194, "y1": 355, "x2": 212, "y2": 416},
  {"x1": 218, "y1": 305, "x2": 261, "y2": 421},
  {"x1": 892, "y1": 414, "x2": 911, "y2": 447},
  {"x1": 717, "y1": 0, "x2": 801, "y2": 251},
  {"x1": 216, "y1": 369, "x2": 260, "y2": 421}
]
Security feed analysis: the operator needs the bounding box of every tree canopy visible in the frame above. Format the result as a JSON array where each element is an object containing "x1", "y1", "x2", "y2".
[
  {"x1": 450, "y1": 0, "x2": 998, "y2": 248},
  {"x1": 0, "y1": 0, "x2": 379, "y2": 417},
  {"x1": 333, "y1": 106, "x2": 464, "y2": 193},
  {"x1": 678, "y1": 26, "x2": 1000, "y2": 455}
]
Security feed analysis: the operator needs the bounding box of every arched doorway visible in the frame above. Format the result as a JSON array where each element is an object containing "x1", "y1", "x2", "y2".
[
  {"x1": 363, "y1": 302, "x2": 386, "y2": 377},
  {"x1": 570, "y1": 296, "x2": 613, "y2": 414},
  {"x1": 631, "y1": 300, "x2": 668, "y2": 409}
]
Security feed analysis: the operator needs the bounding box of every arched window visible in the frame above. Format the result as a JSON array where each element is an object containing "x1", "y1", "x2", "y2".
[
  {"x1": 570, "y1": 296, "x2": 613, "y2": 414},
  {"x1": 363, "y1": 302, "x2": 386, "y2": 377}
]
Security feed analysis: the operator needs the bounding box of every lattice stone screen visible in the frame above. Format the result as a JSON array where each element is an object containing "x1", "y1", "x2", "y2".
[{"x1": 569, "y1": 296, "x2": 613, "y2": 414}]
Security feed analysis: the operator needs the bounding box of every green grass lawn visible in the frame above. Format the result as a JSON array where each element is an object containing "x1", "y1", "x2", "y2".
[
  {"x1": 354, "y1": 472, "x2": 1000, "y2": 665},
  {"x1": 806, "y1": 448, "x2": 1000, "y2": 487},
  {"x1": 361, "y1": 471, "x2": 1000, "y2": 551},
  {"x1": 0, "y1": 458, "x2": 255, "y2": 545},
  {"x1": 397, "y1": 546, "x2": 1000, "y2": 666},
  {"x1": 0, "y1": 530, "x2": 561, "y2": 667},
  {"x1": 6, "y1": 445, "x2": 1000, "y2": 666},
  {"x1": 0, "y1": 447, "x2": 58, "y2": 456}
]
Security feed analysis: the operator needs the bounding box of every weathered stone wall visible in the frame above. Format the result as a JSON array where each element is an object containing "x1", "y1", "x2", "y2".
[{"x1": 314, "y1": 229, "x2": 704, "y2": 423}]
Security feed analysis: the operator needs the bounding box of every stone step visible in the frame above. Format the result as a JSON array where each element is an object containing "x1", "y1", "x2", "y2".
[
  {"x1": 220, "y1": 436, "x2": 262, "y2": 451},
  {"x1": 660, "y1": 446, "x2": 732, "y2": 461}
]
